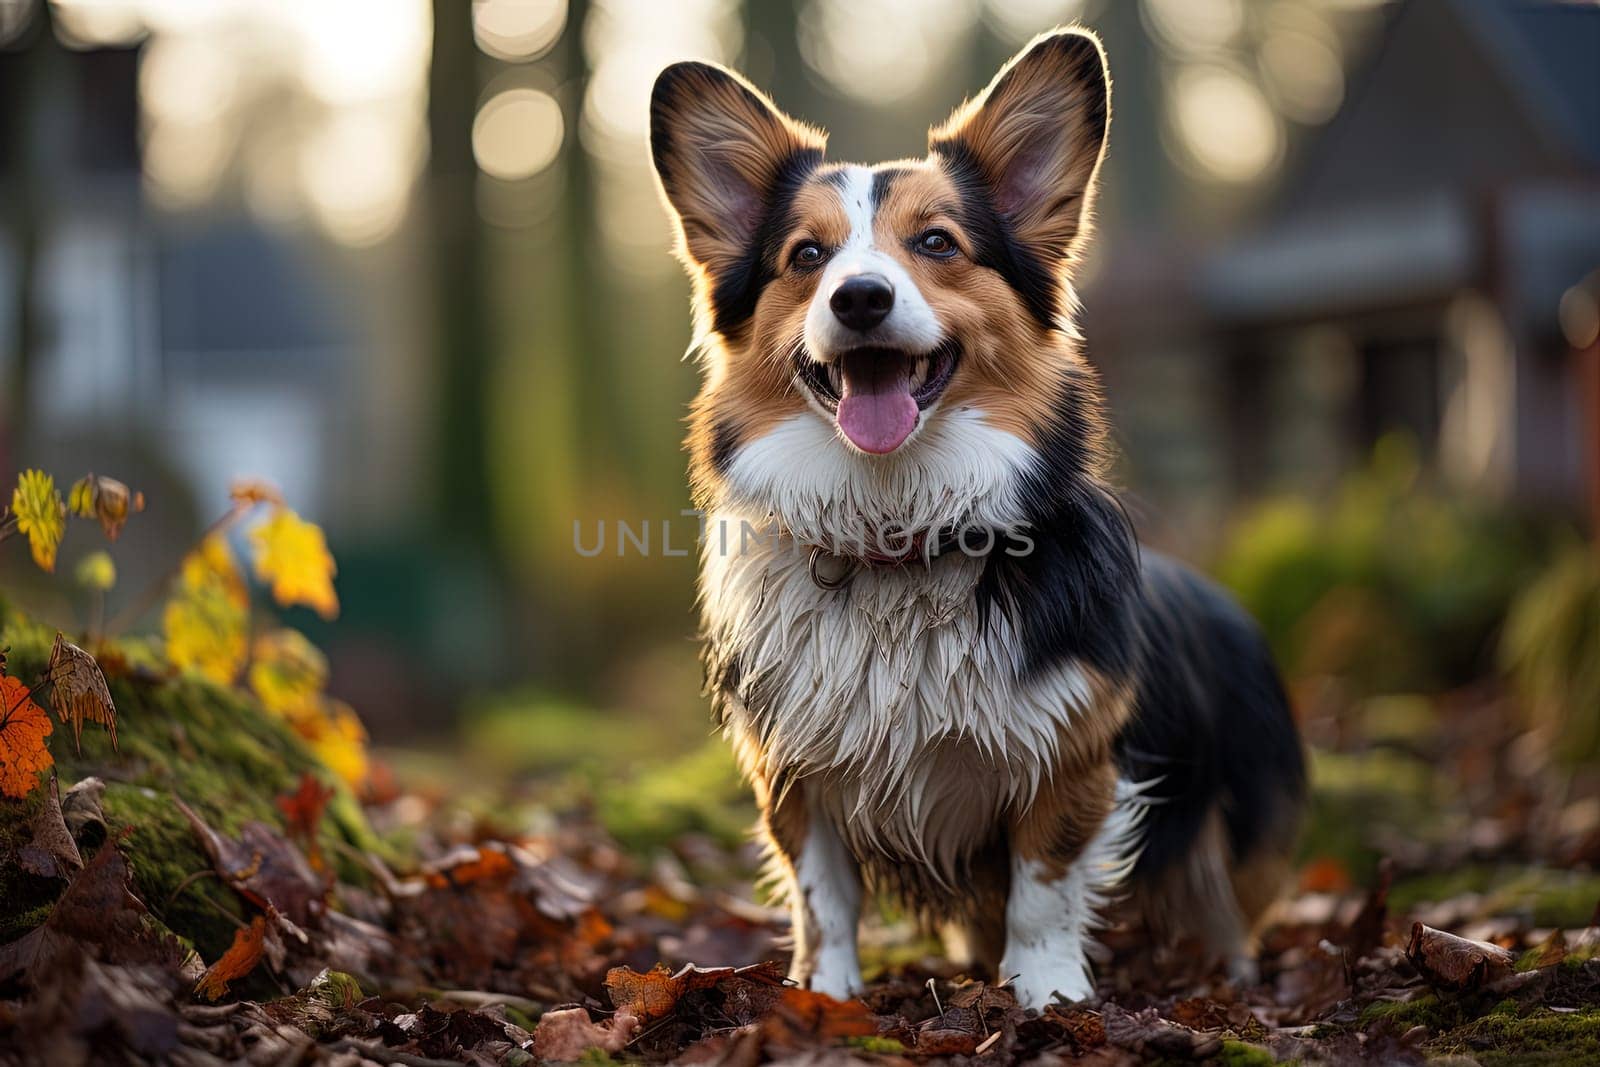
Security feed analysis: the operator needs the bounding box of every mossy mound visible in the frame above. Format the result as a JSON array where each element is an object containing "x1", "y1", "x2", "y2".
[{"x1": 1, "y1": 612, "x2": 383, "y2": 962}]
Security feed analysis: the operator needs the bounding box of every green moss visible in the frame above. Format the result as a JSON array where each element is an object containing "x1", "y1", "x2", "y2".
[
  {"x1": 594, "y1": 739, "x2": 753, "y2": 852},
  {"x1": 1390, "y1": 866, "x2": 1600, "y2": 929},
  {"x1": 1359, "y1": 995, "x2": 1455, "y2": 1030},
  {"x1": 1431, "y1": 1008, "x2": 1600, "y2": 1066},
  {"x1": 1300, "y1": 747, "x2": 1437, "y2": 881},
  {"x1": 1213, "y1": 1039, "x2": 1280, "y2": 1066},
  {"x1": 846, "y1": 1036, "x2": 907, "y2": 1054},
  {"x1": 0, "y1": 614, "x2": 386, "y2": 960}
]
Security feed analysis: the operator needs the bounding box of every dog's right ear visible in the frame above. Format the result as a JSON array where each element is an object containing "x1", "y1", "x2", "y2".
[{"x1": 650, "y1": 62, "x2": 825, "y2": 275}]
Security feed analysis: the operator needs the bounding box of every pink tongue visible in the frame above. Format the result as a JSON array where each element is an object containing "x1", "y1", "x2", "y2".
[{"x1": 835, "y1": 354, "x2": 918, "y2": 454}]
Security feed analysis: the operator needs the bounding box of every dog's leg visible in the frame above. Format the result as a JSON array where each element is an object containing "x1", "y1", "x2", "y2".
[
  {"x1": 765, "y1": 779, "x2": 863, "y2": 998},
  {"x1": 1002, "y1": 771, "x2": 1142, "y2": 1010}
]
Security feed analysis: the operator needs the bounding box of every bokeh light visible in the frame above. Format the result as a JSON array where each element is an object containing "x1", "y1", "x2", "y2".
[
  {"x1": 473, "y1": 88, "x2": 565, "y2": 181},
  {"x1": 473, "y1": 0, "x2": 566, "y2": 62},
  {"x1": 1141, "y1": 0, "x2": 1245, "y2": 56},
  {"x1": 1258, "y1": 16, "x2": 1345, "y2": 124},
  {"x1": 983, "y1": 0, "x2": 1094, "y2": 45},
  {"x1": 798, "y1": 0, "x2": 979, "y2": 102},
  {"x1": 50, "y1": 0, "x2": 146, "y2": 49},
  {"x1": 298, "y1": 106, "x2": 424, "y2": 247},
  {"x1": 581, "y1": 0, "x2": 740, "y2": 270},
  {"x1": 1169, "y1": 64, "x2": 1284, "y2": 184}
]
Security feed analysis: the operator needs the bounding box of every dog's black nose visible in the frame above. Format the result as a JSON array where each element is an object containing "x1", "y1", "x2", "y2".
[{"x1": 829, "y1": 274, "x2": 894, "y2": 332}]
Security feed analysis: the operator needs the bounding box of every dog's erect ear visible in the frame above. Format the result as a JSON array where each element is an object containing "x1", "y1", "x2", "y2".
[
  {"x1": 930, "y1": 29, "x2": 1109, "y2": 263},
  {"x1": 650, "y1": 62, "x2": 825, "y2": 273}
]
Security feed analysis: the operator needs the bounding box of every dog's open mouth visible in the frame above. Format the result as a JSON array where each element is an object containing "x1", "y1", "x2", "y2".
[{"x1": 796, "y1": 341, "x2": 960, "y2": 454}]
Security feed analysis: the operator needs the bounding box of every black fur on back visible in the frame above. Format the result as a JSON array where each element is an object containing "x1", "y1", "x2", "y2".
[
  {"x1": 977, "y1": 373, "x2": 1305, "y2": 878},
  {"x1": 1117, "y1": 555, "x2": 1307, "y2": 878}
]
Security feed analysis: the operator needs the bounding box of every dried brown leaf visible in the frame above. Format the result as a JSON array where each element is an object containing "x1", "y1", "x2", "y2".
[
  {"x1": 47, "y1": 632, "x2": 117, "y2": 754},
  {"x1": 1405, "y1": 922, "x2": 1516, "y2": 991}
]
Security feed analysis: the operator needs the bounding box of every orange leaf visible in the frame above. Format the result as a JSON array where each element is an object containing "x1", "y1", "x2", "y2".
[
  {"x1": 249, "y1": 508, "x2": 339, "y2": 619},
  {"x1": 195, "y1": 915, "x2": 268, "y2": 1001},
  {"x1": 0, "y1": 675, "x2": 54, "y2": 799},
  {"x1": 1298, "y1": 856, "x2": 1352, "y2": 894},
  {"x1": 47, "y1": 633, "x2": 117, "y2": 754},
  {"x1": 424, "y1": 845, "x2": 517, "y2": 889},
  {"x1": 276, "y1": 773, "x2": 333, "y2": 871}
]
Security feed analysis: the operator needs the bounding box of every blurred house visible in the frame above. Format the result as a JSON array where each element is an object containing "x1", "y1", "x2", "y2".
[{"x1": 1094, "y1": 0, "x2": 1600, "y2": 524}]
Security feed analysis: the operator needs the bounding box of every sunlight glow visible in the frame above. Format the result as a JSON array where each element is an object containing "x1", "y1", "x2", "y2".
[
  {"x1": 581, "y1": 0, "x2": 740, "y2": 269},
  {"x1": 474, "y1": 0, "x2": 566, "y2": 62},
  {"x1": 108, "y1": 0, "x2": 432, "y2": 247},
  {"x1": 473, "y1": 88, "x2": 565, "y2": 181}
]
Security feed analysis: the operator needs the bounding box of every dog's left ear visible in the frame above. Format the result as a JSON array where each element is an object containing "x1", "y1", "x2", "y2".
[{"x1": 930, "y1": 29, "x2": 1109, "y2": 263}]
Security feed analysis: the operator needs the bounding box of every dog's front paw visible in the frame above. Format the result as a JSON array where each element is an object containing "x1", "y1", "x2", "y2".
[{"x1": 1001, "y1": 949, "x2": 1093, "y2": 1011}]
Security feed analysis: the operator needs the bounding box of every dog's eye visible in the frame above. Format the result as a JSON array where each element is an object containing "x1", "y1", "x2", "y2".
[
  {"x1": 792, "y1": 241, "x2": 826, "y2": 269},
  {"x1": 916, "y1": 230, "x2": 958, "y2": 258}
]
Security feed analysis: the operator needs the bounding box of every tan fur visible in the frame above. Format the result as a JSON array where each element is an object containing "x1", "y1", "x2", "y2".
[{"x1": 1010, "y1": 674, "x2": 1136, "y2": 878}]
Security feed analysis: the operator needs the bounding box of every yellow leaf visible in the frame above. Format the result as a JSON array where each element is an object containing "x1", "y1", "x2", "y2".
[
  {"x1": 181, "y1": 534, "x2": 249, "y2": 608},
  {"x1": 75, "y1": 550, "x2": 117, "y2": 592},
  {"x1": 248, "y1": 629, "x2": 328, "y2": 715},
  {"x1": 47, "y1": 632, "x2": 118, "y2": 754},
  {"x1": 164, "y1": 536, "x2": 250, "y2": 685},
  {"x1": 0, "y1": 674, "x2": 54, "y2": 799},
  {"x1": 274, "y1": 696, "x2": 368, "y2": 789},
  {"x1": 249, "y1": 508, "x2": 339, "y2": 619},
  {"x1": 11, "y1": 470, "x2": 66, "y2": 572}
]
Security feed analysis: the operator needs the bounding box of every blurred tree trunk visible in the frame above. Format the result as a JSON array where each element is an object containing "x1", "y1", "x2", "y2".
[
  {"x1": 2, "y1": 6, "x2": 61, "y2": 468},
  {"x1": 427, "y1": 0, "x2": 495, "y2": 552}
]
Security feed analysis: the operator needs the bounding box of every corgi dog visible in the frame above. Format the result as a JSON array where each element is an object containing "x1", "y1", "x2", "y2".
[{"x1": 649, "y1": 28, "x2": 1306, "y2": 1008}]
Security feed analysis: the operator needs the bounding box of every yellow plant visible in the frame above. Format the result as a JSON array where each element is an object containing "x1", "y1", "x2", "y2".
[{"x1": 9, "y1": 470, "x2": 66, "y2": 572}]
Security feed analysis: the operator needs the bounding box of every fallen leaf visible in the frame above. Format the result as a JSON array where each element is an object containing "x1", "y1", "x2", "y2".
[
  {"x1": 195, "y1": 915, "x2": 270, "y2": 1001},
  {"x1": 18, "y1": 776, "x2": 84, "y2": 879},
  {"x1": 606, "y1": 961, "x2": 789, "y2": 1024},
  {"x1": 1530, "y1": 928, "x2": 1568, "y2": 969},
  {"x1": 178, "y1": 799, "x2": 327, "y2": 927},
  {"x1": 61, "y1": 775, "x2": 108, "y2": 841},
  {"x1": 249, "y1": 507, "x2": 339, "y2": 619},
  {"x1": 533, "y1": 1006, "x2": 639, "y2": 1061},
  {"x1": 10, "y1": 469, "x2": 66, "y2": 572},
  {"x1": 276, "y1": 773, "x2": 334, "y2": 871},
  {"x1": 1406, "y1": 922, "x2": 1516, "y2": 991},
  {"x1": 1343, "y1": 857, "x2": 1393, "y2": 963},
  {"x1": 0, "y1": 830, "x2": 161, "y2": 985},
  {"x1": 0, "y1": 673, "x2": 54, "y2": 799},
  {"x1": 47, "y1": 632, "x2": 118, "y2": 754}
]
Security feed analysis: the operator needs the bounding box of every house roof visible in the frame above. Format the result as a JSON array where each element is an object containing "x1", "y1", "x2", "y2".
[{"x1": 1277, "y1": 0, "x2": 1600, "y2": 217}]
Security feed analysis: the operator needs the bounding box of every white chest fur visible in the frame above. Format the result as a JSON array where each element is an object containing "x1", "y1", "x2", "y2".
[{"x1": 702, "y1": 407, "x2": 1108, "y2": 879}]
